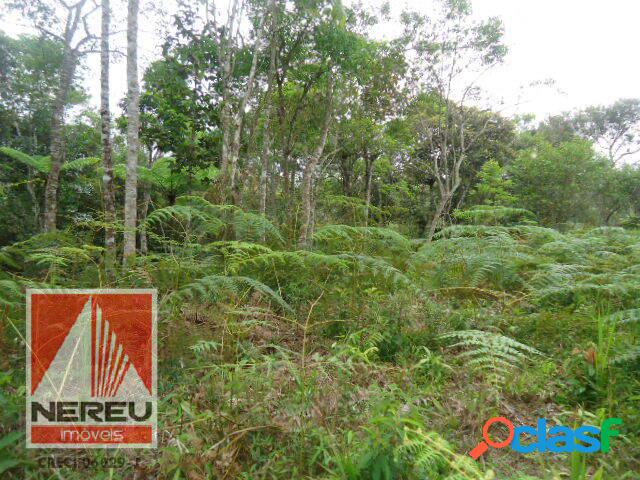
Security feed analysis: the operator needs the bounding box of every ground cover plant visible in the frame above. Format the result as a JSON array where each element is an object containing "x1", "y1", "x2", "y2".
[
  {"x1": 1, "y1": 0, "x2": 640, "y2": 478},
  {"x1": 1, "y1": 205, "x2": 639, "y2": 478}
]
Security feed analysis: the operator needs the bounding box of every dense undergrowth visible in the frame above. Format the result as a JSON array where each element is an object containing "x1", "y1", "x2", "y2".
[{"x1": 1, "y1": 202, "x2": 639, "y2": 479}]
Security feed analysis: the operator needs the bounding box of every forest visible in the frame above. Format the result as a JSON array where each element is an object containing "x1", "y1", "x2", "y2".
[{"x1": 1, "y1": 0, "x2": 640, "y2": 478}]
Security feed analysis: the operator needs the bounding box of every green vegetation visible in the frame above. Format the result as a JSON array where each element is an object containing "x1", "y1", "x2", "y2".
[
  {"x1": 2, "y1": 207, "x2": 640, "y2": 478},
  {"x1": 1, "y1": 0, "x2": 640, "y2": 478}
]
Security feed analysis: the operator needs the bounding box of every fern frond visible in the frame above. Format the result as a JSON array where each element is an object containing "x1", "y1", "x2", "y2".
[
  {"x1": 143, "y1": 205, "x2": 225, "y2": 239},
  {"x1": 434, "y1": 224, "x2": 512, "y2": 240},
  {"x1": 604, "y1": 309, "x2": 640, "y2": 325},
  {"x1": 176, "y1": 195, "x2": 283, "y2": 244},
  {"x1": 313, "y1": 224, "x2": 412, "y2": 254},
  {"x1": 236, "y1": 250, "x2": 350, "y2": 274},
  {"x1": 611, "y1": 346, "x2": 640, "y2": 365},
  {"x1": 0, "y1": 147, "x2": 51, "y2": 173},
  {"x1": 440, "y1": 330, "x2": 541, "y2": 385},
  {"x1": 173, "y1": 274, "x2": 293, "y2": 314},
  {"x1": 0, "y1": 279, "x2": 22, "y2": 307},
  {"x1": 453, "y1": 206, "x2": 536, "y2": 226},
  {"x1": 337, "y1": 253, "x2": 416, "y2": 291},
  {"x1": 397, "y1": 427, "x2": 483, "y2": 479},
  {"x1": 232, "y1": 211, "x2": 284, "y2": 244},
  {"x1": 190, "y1": 340, "x2": 221, "y2": 355},
  {"x1": 61, "y1": 157, "x2": 101, "y2": 172}
]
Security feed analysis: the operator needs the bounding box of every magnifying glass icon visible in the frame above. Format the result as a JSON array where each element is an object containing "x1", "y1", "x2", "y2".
[{"x1": 469, "y1": 417, "x2": 514, "y2": 460}]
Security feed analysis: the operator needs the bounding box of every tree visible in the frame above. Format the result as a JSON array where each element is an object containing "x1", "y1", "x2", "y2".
[
  {"x1": 123, "y1": 0, "x2": 140, "y2": 264},
  {"x1": 259, "y1": 0, "x2": 278, "y2": 229},
  {"x1": 298, "y1": 67, "x2": 334, "y2": 246},
  {"x1": 508, "y1": 137, "x2": 609, "y2": 226},
  {"x1": 330, "y1": 10, "x2": 407, "y2": 226},
  {"x1": 0, "y1": 32, "x2": 87, "y2": 235},
  {"x1": 572, "y1": 99, "x2": 640, "y2": 164},
  {"x1": 400, "y1": 0, "x2": 507, "y2": 240},
  {"x1": 469, "y1": 159, "x2": 514, "y2": 206},
  {"x1": 211, "y1": 0, "x2": 267, "y2": 203},
  {"x1": 100, "y1": 0, "x2": 116, "y2": 271},
  {"x1": 10, "y1": 0, "x2": 99, "y2": 232},
  {"x1": 0, "y1": 33, "x2": 86, "y2": 155}
]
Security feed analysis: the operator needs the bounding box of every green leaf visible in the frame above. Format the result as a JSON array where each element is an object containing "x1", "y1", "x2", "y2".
[
  {"x1": 0, "y1": 459, "x2": 21, "y2": 474},
  {"x1": 0, "y1": 147, "x2": 51, "y2": 173},
  {"x1": 0, "y1": 431, "x2": 22, "y2": 450},
  {"x1": 61, "y1": 157, "x2": 101, "y2": 172}
]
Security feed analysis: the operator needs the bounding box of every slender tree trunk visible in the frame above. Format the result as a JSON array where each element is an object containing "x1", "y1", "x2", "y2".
[
  {"x1": 218, "y1": 0, "x2": 240, "y2": 180},
  {"x1": 139, "y1": 191, "x2": 151, "y2": 254},
  {"x1": 309, "y1": 177, "x2": 317, "y2": 237},
  {"x1": 43, "y1": 49, "x2": 77, "y2": 232},
  {"x1": 217, "y1": 0, "x2": 266, "y2": 204},
  {"x1": 228, "y1": 16, "x2": 266, "y2": 204},
  {"x1": 101, "y1": 0, "x2": 116, "y2": 272},
  {"x1": 260, "y1": 0, "x2": 278, "y2": 237},
  {"x1": 298, "y1": 69, "x2": 334, "y2": 247},
  {"x1": 139, "y1": 147, "x2": 154, "y2": 255},
  {"x1": 363, "y1": 151, "x2": 374, "y2": 227},
  {"x1": 26, "y1": 168, "x2": 41, "y2": 229},
  {"x1": 123, "y1": 0, "x2": 140, "y2": 265},
  {"x1": 427, "y1": 192, "x2": 448, "y2": 241}
]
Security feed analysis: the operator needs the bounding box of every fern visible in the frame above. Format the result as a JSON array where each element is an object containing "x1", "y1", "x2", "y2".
[
  {"x1": 143, "y1": 205, "x2": 226, "y2": 246},
  {"x1": 61, "y1": 157, "x2": 101, "y2": 172},
  {"x1": 337, "y1": 253, "x2": 417, "y2": 292},
  {"x1": 176, "y1": 195, "x2": 284, "y2": 244},
  {"x1": 611, "y1": 345, "x2": 640, "y2": 365},
  {"x1": 236, "y1": 250, "x2": 415, "y2": 293},
  {"x1": 398, "y1": 427, "x2": 483, "y2": 479},
  {"x1": 413, "y1": 234, "x2": 531, "y2": 291},
  {"x1": 507, "y1": 225, "x2": 564, "y2": 245},
  {"x1": 453, "y1": 205, "x2": 536, "y2": 226},
  {"x1": 434, "y1": 224, "x2": 513, "y2": 240},
  {"x1": 440, "y1": 330, "x2": 542, "y2": 385},
  {"x1": 173, "y1": 274, "x2": 294, "y2": 314},
  {"x1": 535, "y1": 281, "x2": 640, "y2": 306},
  {"x1": 320, "y1": 194, "x2": 390, "y2": 223},
  {"x1": 312, "y1": 224, "x2": 413, "y2": 262},
  {"x1": 527, "y1": 263, "x2": 585, "y2": 290},
  {"x1": 605, "y1": 308, "x2": 640, "y2": 325},
  {"x1": 236, "y1": 250, "x2": 351, "y2": 275},
  {"x1": 0, "y1": 146, "x2": 51, "y2": 173},
  {"x1": 0, "y1": 279, "x2": 22, "y2": 308},
  {"x1": 203, "y1": 241, "x2": 273, "y2": 275},
  {"x1": 232, "y1": 211, "x2": 284, "y2": 244},
  {"x1": 190, "y1": 340, "x2": 221, "y2": 355},
  {"x1": 537, "y1": 239, "x2": 589, "y2": 264},
  {"x1": 0, "y1": 147, "x2": 100, "y2": 174}
]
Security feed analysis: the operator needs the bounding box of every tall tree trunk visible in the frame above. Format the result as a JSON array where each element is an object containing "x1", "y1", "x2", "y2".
[
  {"x1": 228, "y1": 16, "x2": 266, "y2": 204},
  {"x1": 363, "y1": 151, "x2": 374, "y2": 227},
  {"x1": 101, "y1": 0, "x2": 116, "y2": 272},
  {"x1": 43, "y1": 49, "x2": 77, "y2": 232},
  {"x1": 123, "y1": 0, "x2": 140, "y2": 265},
  {"x1": 298, "y1": 69, "x2": 334, "y2": 247},
  {"x1": 139, "y1": 148, "x2": 154, "y2": 254},
  {"x1": 309, "y1": 177, "x2": 317, "y2": 237},
  {"x1": 218, "y1": 0, "x2": 240, "y2": 181},
  {"x1": 26, "y1": 168, "x2": 41, "y2": 229},
  {"x1": 139, "y1": 190, "x2": 152, "y2": 254},
  {"x1": 427, "y1": 192, "x2": 448, "y2": 241},
  {"x1": 260, "y1": 0, "x2": 278, "y2": 237}
]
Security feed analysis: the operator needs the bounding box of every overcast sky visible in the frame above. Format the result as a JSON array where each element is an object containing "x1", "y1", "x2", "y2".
[{"x1": 4, "y1": 0, "x2": 640, "y2": 120}]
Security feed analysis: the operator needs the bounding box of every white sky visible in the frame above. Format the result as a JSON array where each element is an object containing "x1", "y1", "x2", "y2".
[
  {"x1": 471, "y1": 0, "x2": 640, "y2": 117},
  {"x1": 3, "y1": 0, "x2": 640, "y2": 120}
]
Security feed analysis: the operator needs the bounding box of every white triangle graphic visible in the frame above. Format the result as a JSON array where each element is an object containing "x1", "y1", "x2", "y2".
[{"x1": 34, "y1": 297, "x2": 149, "y2": 401}]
